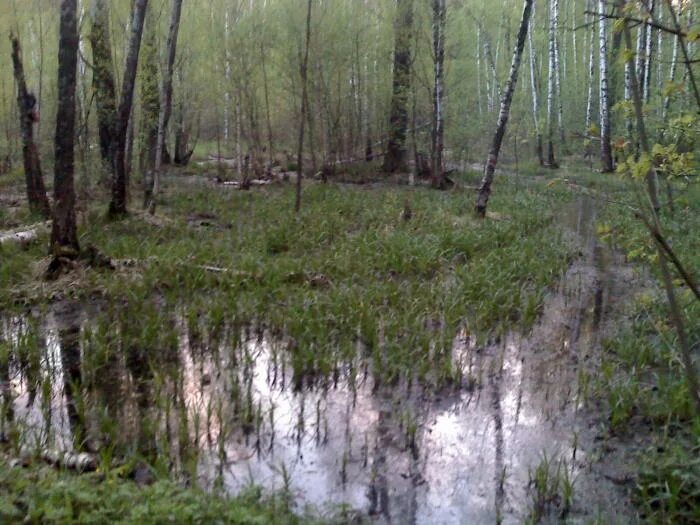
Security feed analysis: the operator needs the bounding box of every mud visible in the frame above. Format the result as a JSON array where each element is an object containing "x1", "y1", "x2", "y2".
[{"x1": 0, "y1": 197, "x2": 641, "y2": 523}]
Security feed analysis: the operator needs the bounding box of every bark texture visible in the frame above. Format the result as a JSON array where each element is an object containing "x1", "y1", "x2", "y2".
[
  {"x1": 295, "y1": 0, "x2": 312, "y2": 212},
  {"x1": 475, "y1": 0, "x2": 534, "y2": 218},
  {"x1": 51, "y1": 0, "x2": 80, "y2": 257},
  {"x1": 108, "y1": 0, "x2": 149, "y2": 219},
  {"x1": 88, "y1": 0, "x2": 117, "y2": 181},
  {"x1": 10, "y1": 34, "x2": 50, "y2": 218},
  {"x1": 431, "y1": 0, "x2": 447, "y2": 188},
  {"x1": 383, "y1": 0, "x2": 413, "y2": 173},
  {"x1": 598, "y1": 0, "x2": 614, "y2": 173},
  {"x1": 149, "y1": 0, "x2": 184, "y2": 214},
  {"x1": 546, "y1": 0, "x2": 558, "y2": 168}
]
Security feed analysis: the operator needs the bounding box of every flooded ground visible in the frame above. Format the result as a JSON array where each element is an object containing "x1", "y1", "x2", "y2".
[{"x1": 0, "y1": 197, "x2": 640, "y2": 523}]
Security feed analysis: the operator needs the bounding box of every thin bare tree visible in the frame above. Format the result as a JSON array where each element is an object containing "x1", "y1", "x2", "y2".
[
  {"x1": 148, "y1": 0, "x2": 184, "y2": 214},
  {"x1": 108, "y1": 0, "x2": 149, "y2": 219},
  {"x1": 475, "y1": 0, "x2": 535, "y2": 218},
  {"x1": 10, "y1": 33, "x2": 50, "y2": 218}
]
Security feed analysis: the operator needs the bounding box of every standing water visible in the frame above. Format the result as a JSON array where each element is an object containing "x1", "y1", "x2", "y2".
[{"x1": 0, "y1": 198, "x2": 637, "y2": 523}]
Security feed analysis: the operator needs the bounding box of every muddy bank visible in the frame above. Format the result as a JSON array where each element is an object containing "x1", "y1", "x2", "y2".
[{"x1": 0, "y1": 197, "x2": 641, "y2": 523}]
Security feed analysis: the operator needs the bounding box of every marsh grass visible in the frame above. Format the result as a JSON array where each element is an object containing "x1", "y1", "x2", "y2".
[
  {"x1": 594, "y1": 180, "x2": 700, "y2": 523},
  {"x1": 1, "y1": 171, "x2": 579, "y2": 522},
  {"x1": 0, "y1": 456, "x2": 329, "y2": 525},
  {"x1": 2, "y1": 174, "x2": 574, "y2": 388}
]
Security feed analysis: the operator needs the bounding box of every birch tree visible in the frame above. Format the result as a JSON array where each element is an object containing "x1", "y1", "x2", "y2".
[
  {"x1": 295, "y1": 0, "x2": 312, "y2": 213},
  {"x1": 598, "y1": 0, "x2": 614, "y2": 173},
  {"x1": 546, "y1": 0, "x2": 559, "y2": 168},
  {"x1": 108, "y1": 0, "x2": 149, "y2": 219},
  {"x1": 148, "y1": 0, "x2": 184, "y2": 215},
  {"x1": 383, "y1": 0, "x2": 414, "y2": 173},
  {"x1": 475, "y1": 0, "x2": 534, "y2": 218},
  {"x1": 88, "y1": 0, "x2": 117, "y2": 183},
  {"x1": 527, "y1": 4, "x2": 544, "y2": 166},
  {"x1": 431, "y1": 0, "x2": 447, "y2": 189}
]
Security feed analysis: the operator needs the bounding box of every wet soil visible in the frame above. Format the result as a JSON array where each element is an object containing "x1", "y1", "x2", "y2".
[{"x1": 0, "y1": 196, "x2": 643, "y2": 523}]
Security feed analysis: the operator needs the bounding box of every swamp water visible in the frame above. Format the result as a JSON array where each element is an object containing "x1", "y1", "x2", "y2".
[{"x1": 0, "y1": 198, "x2": 638, "y2": 524}]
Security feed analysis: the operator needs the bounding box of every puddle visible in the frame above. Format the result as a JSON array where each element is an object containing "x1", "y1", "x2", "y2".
[{"x1": 0, "y1": 197, "x2": 637, "y2": 523}]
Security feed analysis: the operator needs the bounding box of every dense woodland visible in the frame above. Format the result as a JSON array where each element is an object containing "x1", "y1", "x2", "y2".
[{"x1": 0, "y1": 0, "x2": 699, "y2": 523}]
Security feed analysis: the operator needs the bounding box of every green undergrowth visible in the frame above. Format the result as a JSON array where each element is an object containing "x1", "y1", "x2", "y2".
[
  {"x1": 2, "y1": 173, "x2": 575, "y2": 385},
  {"x1": 0, "y1": 457, "x2": 329, "y2": 525},
  {"x1": 596, "y1": 179, "x2": 700, "y2": 523}
]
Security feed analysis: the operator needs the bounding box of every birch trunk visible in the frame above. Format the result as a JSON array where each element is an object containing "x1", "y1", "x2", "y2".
[
  {"x1": 108, "y1": 0, "x2": 149, "y2": 219},
  {"x1": 584, "y1": 0, "x2": 596, "y2": 157},
  {"x1": 89, "y1": 0, "x2": 118, "y2": 184},
  {"x1": 51, "y1": 0, "x2": 80, "y2": 258},
  {"x1": 662, "y1": 12, "x2": 679, "y2": 121},
  {"x1": 10, "y1": 34, "x2": 51, "y2": 218},
  {"x1": 527, "y1": 3, "x2": 543, "y2": 166},
  {"x1": 383, "y1": 0, "x2": 413, "y2": 173},
  {"x1": 475, "y1": 0, "x2": 534, "y2": 218},
  {"x1": 598, "y1": 0, "x2": 614, "y2": 172},
  {"x1": 148, "y1": 0, "x2": 183, "y2": 215},
  {"x1": 295, "y1": 0, "x2": 312, "y2": 212},
  {"x1": 553, "y1": 0, "x2": 566, "y2": 149},
  {"x1": 431, "y1": 0, "x2": 446, "y2": 189},
  {"x1": 546, "y1": 0, "x2": 558, "y2": 167}
]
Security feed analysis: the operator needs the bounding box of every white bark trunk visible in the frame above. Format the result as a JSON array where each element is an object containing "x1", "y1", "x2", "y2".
[{"x1": 598, "y1": 0, "x2": 613, "y2": 172}]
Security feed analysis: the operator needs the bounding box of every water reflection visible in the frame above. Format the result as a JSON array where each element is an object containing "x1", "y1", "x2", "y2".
[{"x1": 1, "y1": 200, "x2": 632, "y2": 523}]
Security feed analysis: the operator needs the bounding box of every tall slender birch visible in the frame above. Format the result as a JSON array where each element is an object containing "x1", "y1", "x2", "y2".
[
  {"x1": 148, "y1": 0, "x2": 183, "y2": 215},
  {"x1": 295, "y1": 0, "x2": 312, "y2": 212},
  {"x1": 89, "y1": 0, "x2": 118, "y2": 182},
  {"x1": 546, "y1": 0, "x2": 558, "y2": 167},
  {"x1": 108, "y1": 0, "x2": 149, "y2": 219},
  {"x1": 553, "y1": 0, "x2": 566, "y2": 149},
  {"x1": 527, "y1": 4, "x2": 543, "y2": 166},
  {"x1": 475, "y1": 0, "x2": 534, "y2": 218},
  {"x1": 431, "y1": 0, "x2": 446, "y2": 188},
  {"x1": 383, "y1": 0, "x2": 414, "y2": 173},
  {"x1": 598, "y1": 0, "x2": 614, "y2": 172},
  {"x1": 584, "y1": 0, "x2": 596, "y2": 143}
]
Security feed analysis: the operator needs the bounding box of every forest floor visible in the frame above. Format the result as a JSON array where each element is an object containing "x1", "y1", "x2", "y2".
[{"x1": 0, "y1": 163, "x2": 698, "y2": 523}]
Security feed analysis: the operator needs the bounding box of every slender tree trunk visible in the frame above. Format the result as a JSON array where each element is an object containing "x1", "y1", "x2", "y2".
[
  {"x1": 553, "y1": 0, "x2": 566, "y2": 151},
  {"x1": 475, "y1": 0, "x2": 534, "y2": 218},
  {"x1": 295, "y1": 0, "x2": 312, "y2": 212},
  {"x1": 139, "y1": 6, "x2": 160, "y2": 207},
  {"x1": 546, "y1": 0, "x2": 558, "y2": 168},
  {"x1": 108, "y1": 0, "x2": 149, "y2": 219},
  {"x1": 431, "y1": 0, "x2": 446, "y2": 188},
  {"x1": 260, "y1": 41, "x2": 274, "y2": 168},
  {"x1": 149, "y1": 0, "x2": 183, "y2": 214},
  {"x1": 89, "y1": 0, "x2": 118, "y2": 185},
  {"x1": 584, "y1": 0, "x2": 596, "y2": 160},
  {"x1": 598, "y1": 0, "x2": 614, "y2": 172},
  {"x1": 51, "y1": 0, "x2": 80, "y2": 258},
  {"x1": 664, "y1": 0, "x2": 700, "y2": 111},
  {"x1": 527, "y1": 5, "x2": 544, "y2": 166},
  {"x1": 10, "y1": 34, "x2": 50, "y2": 218},
  {"x1": 662, "y1": 9, "x2": 679, "y2": 122},
  {"x1": 223, "y1": 11, "x2": 231, "y2": 146},
  {"x1": 382, "y1": 0, "x2": 413, "y2": 173}
]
